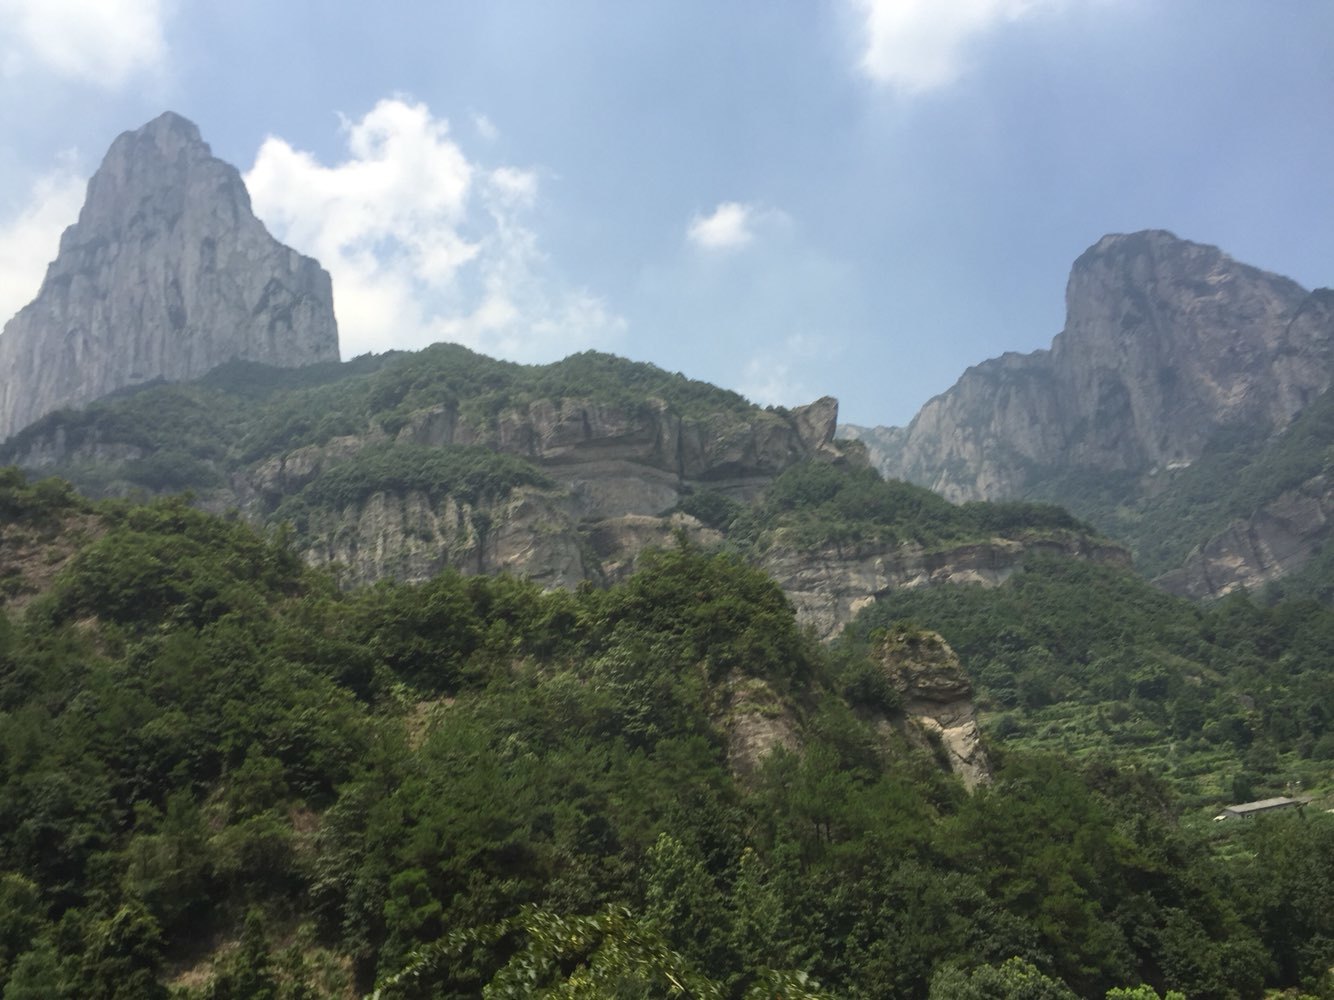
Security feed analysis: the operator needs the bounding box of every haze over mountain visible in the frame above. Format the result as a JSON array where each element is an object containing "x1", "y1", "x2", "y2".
[{"x1": 0, "y1": 112, "x2": 339, "y2": 441}]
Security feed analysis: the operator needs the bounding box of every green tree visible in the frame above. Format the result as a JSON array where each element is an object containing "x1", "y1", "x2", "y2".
[
  {"x1": 76, "y1": 902, "x2": 168, "y2": 1000},
  {"x1": 928, "y1": 957, "x2": 1078, "y2": 999}
]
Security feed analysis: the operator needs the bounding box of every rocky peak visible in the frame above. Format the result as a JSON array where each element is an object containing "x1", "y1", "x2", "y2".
[
  {"x1": 1054, "y1": 231, "x2": 1315, "y2": 462},
  {"x1": 0, "y1": 111, "x2": 339, "y2": 442},
  {"x1": 791, "y1": 395, "x2": 840, "y2": 456},
  {"x1": 66, "y1": 112, "x2": 231, "y2": 242},
  {"x1": 847, "y1": 231, "x2": 1333, "y2": 502}
]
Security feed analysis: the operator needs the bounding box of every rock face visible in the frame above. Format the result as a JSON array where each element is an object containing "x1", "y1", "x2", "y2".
[
  {"x1": 1155, "y1": 474, "x2": 1334, "y2": 600},
  {"x1": 295, "y1": 486, "x2": 594, "y2": 591},
  {"x1": 721, "y1": 676, "x2": 802, "y2": 782},
  {"x1": 872, "y1": 629, "x2": 991, "y2": 790},
  {"x1": 233, "y1": 395, "x2": 842, "y2": 588},
  {"x1": 761, "y1": 532, "x2": 1130, "y2": 641},
  {"x1": 846, "y1": 232, "x2": 1334, "y2": 502},
  {"x1": 0, "y1": 111, "x2": 339, "y2": 442}
]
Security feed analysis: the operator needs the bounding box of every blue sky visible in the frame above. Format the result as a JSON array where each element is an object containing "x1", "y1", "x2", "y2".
[{"x1": 2, "y1": 1, "x2": 1331, "y2": 427}]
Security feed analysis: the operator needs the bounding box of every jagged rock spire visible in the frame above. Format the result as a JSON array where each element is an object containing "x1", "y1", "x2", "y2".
[{"x1": 0, "y1": 111, "x2": 339, "y2": 441}]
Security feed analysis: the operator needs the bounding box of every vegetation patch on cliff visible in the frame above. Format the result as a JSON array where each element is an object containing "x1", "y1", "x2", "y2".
[
  {"x1": 285, "y1": 443, "x2": 552, "y2": 512},
  {"x1": 684, "y1": 462, "x2": 1093, "y2": 555}
]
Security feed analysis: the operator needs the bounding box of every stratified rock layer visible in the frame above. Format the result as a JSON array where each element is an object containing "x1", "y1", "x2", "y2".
[
  {"x1": 761, "y1": 532, "x2": 1129, "y2": 641},
  {"x1": 846, "y1": 231, "x2": 1334, "y2": 502},
  {"x1": 0, "y1": 111, "x2": 339, "y2": 441},
  {"x1": 247, "y1": 395, "x2": 843, "y2": 588}
]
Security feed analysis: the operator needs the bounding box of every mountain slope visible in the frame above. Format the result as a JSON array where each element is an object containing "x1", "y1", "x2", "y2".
[
  {"x1": 1, "y1": 471, "x2": 1329, "y2": 999},
  {"x1": 0, "y1": 345, "x2": 837, "y2": 580},
  {"x1": 1, "y1": 344, "x2": 1114, "y2": 637}
]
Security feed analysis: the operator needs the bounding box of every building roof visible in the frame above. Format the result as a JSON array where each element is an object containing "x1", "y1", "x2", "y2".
[{"x1": 1225, "y1": 796, "x2": 1305, "y2": 814}]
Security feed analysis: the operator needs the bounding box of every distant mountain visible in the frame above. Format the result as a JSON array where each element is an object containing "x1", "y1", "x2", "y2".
[
  {"x1": 843, "y1": 231, "x2": 1334, "y2": 596},
  {"x1": 0, "y1": 111, "x2": 339, "y2": 442}
]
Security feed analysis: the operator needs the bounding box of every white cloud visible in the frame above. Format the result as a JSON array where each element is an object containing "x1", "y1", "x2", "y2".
[
  {"x1": 0, "y1": 156, "x2": 85, "y2": 327},
  {"x1": 472, "y1": 112, "x2": 499, "y2": 142},
  {"x1": 245, "y1": 98, "x2": 623, "y2": 361},
  {"x1": 0, "y1": 0, "x2": 168, "y2": 86},
  {"x1": 687, "y1": 201, "x2": 758, "y2": 251},
  {"x1": 852, "y1": 0, "x2": 1057, "y2": 93},
  {"x1": 488, "y1": 166, "x2": 538, "y2": 209},
  {"x1": 738, "y1": 333, "x2": 824, "y2": 408}
]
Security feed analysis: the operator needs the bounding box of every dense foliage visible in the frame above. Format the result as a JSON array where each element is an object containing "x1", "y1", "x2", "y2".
[{"x1": 1, "y1": 473, "x2": 1330, "y2": 998}]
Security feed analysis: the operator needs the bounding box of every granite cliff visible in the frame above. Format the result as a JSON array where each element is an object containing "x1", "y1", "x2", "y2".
[
  {"x1": 844, "y1": 231, "x2": 1334, "y2": 504},
  {"x1": 0, "y1": 111, "x2": 339, "y2": 442}
]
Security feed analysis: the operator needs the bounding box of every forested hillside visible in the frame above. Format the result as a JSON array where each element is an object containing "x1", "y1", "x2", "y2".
[
  {"x1": 841, "y1": 556, "x2": 1334, "y2": 808},
  {"x1": 0, "y1": 345, "x2": 753, "y2": 501},
  {"x1": 0, "y1": 346, "x2": 1104, "y2": 642},
  {"x1": 1, "y1": 469, "x2": 1330, "y2": 999}
]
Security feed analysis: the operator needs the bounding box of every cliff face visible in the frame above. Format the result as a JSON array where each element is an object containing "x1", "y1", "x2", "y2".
[
  {"x1": 390, "y1": 394, "x2": 844, "y2": 517},
  {"x1": 208, "y1": 394, "x2": 837, "y2": 588},
  {"x1": 1155, "y1": 474, "x2": 1334, "y2": 600},
  {"x1": 850, "y1": 231, "x2": 1332, "y2": 503},
  {"x1": 0, "y1": 112, "x2": 339, "y2": 442},
  {"x1": 762, "y1": 532, "x2": 1129, "y2": 641}
]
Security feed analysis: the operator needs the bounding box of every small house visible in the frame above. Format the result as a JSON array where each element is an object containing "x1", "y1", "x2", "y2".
[{"x1": 1213, "y1": 796, "x2": 1309, "y2": 821}]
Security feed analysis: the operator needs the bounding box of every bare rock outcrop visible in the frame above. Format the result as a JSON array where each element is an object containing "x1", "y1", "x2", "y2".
[
  {"x1": 396, "y1": 394, "x2": 842, "y2": 494},
  {"x1": 244, "y1": 394, "x2": 845, "y2": 588},
  {"x1": 846, "y1": 232, "x2": 1333, "y2": 502},
  {"x1": 873, "y1": 629, "x2": 991, "y2": 790},
  {"x1": 296, "y1": 485, "x2": 591, "y2": 590},
  {"x1": 721, "y1": 676, "x2": 801, "y2": 782},
  {"x1": 761, "y1": 532, "x2": 1130, "y2": 641},
  {"x1": 0, "y1": 111, "x2": 339, "y2": 442},
  {"x1": 1156, "y1": 474, "x2": 1334, "y2": 600}
]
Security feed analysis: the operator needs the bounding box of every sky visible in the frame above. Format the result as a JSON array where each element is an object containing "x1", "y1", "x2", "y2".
[{"x1": 1, "y1": 1, "x2": 1332, "y2": 428}]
